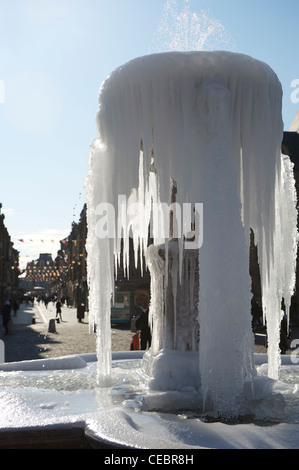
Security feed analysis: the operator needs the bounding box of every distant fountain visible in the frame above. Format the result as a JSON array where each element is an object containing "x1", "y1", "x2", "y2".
[{"x1": 86, "y1": 51, "x2": 298, "y2": 419}]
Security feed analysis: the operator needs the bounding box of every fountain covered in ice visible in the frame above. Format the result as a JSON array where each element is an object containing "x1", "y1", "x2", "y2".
[
  {"x1": 86, "y1": 51, "x2": 298, "y2": 419},
  {"x1": 0, "y1": 51, "x2": 298, "y2": 449}
]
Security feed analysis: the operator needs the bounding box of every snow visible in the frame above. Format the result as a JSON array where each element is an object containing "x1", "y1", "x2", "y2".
[
  {"x1": 0, "y1": 355, "x2": 87, "y2": 371},
  {"x1": 142, "y1": 349, "x2": 201, "y2": 392},
  {"x1": 86, "y1": 51, "x2": 298, "y2": 418},
  {"x1": 0, "y1": 353, "x2": 299, "y2": 448}
]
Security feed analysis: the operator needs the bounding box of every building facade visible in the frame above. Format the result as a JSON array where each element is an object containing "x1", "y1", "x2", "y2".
[
  {"x1": 0, "y1": 204, "x2": 20, "y2": 307},
  {"x1": 50, "y1": 204, "x2": 150, "y2": 316},
  {"x1": 23, "y1": 253, "x2": 55, "y2": 295},
  {"x1": 51, "y1": 205, "x2": 88, "y2": 307}
]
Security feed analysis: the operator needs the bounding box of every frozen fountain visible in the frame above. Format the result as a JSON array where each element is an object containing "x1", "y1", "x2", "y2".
[
  {"x1": 86, "y1": 50, "x2": 298, "y2": 417},
  {"x1": 0, "y1": 51, "x2": 299, "y2": 449}
]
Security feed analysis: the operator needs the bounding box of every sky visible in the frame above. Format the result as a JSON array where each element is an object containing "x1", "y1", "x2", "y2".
[{"x1": 0, "y1": 0, "x2": 299, "y2": 269}]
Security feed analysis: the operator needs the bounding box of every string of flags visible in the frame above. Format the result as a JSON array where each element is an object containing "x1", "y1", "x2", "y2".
[
  {"x1": 15, "y1": 238, "x2": 85, "y2": 244},
  {"x1": 24, "y1": 251, "x2": 87, "y2": 280},
  {"x1": 9, "y1": 236, "x2": 87, "y2": 279},
  {"x1": 2, "y1": 195, "x2": 87, "y2": 279},
  {"x1": 72, "y1": 190, "x2": 83, "y2": 218},
  {"x1": 17, "y1": 239, "x2": 56, "y2": 243}
]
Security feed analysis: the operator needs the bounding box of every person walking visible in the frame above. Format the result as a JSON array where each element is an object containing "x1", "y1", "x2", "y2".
[
  {"x1": 136, "y1": 307, "x2": 151, "y2": 350},
  {"x1": 1, "y1": 300, "x2": 12, "y2": 335},
  {"x1": 55, "y1": 300, "x2": 62, "y2": 322},
  {"x1": 12, "y1": 299, "x2": 19, "y2": 316},
  {"x1": 77, "y1": 304, "x2": 85, "y2": 322}
]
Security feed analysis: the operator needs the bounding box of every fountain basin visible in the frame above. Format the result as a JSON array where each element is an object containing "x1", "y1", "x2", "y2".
[{"x1": 0, "y1": 351, "x2": 299, "y2": 449}]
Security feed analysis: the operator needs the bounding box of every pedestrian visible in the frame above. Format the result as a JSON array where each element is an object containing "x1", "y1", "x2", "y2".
[
  {"x1": 136, "y1": 307, "x2": 151, "y2": 350},
  {"x1": 56, "y1": 300, "x2": 62, "y2": 322},
  {"x1": 130, "y1": 331, "x2": 140, "y2": 350},
  {"x1": 12, "y1": 299, "x2": 19, "y2": 316},
  {"x1": 1, "y1": 300, "x2": 12, "y2": 335},
  {"x1": 77, "y1": 304, "x2": 85, "y2": 322}
]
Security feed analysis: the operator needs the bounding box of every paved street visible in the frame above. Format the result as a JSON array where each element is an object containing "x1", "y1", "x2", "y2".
[
  {"x1": 0, "y1": 301, "x2": 134, "y2": 363},
  {"x1": 1, "y1": 300, "x2": 299, "y2": 363}
]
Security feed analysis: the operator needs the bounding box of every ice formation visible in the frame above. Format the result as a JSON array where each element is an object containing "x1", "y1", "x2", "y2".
[
  {"x1": 85, "y1": 51, "x2": 298, "y2": 417},
  {"x1": 2, "y1": 352, "x2": 299, "y2": 449}
]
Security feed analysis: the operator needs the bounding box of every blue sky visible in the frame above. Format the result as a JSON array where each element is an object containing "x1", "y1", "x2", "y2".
[{"x1": 0, "y1": 0, "x2": 299, "y2": 268}]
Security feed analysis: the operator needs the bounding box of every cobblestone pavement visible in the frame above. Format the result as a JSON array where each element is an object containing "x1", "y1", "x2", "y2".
[
  {"x1": 1, "y1": 301, "x2": 298, "y2": 363},
  {"x1": 0, "y1": 302, "x2": 134, "y2": 363}
]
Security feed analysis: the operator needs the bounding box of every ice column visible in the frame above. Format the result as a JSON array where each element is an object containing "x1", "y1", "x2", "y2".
[{"x1": 86, "y1": 51, "x2": 297, "y2": 413}]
